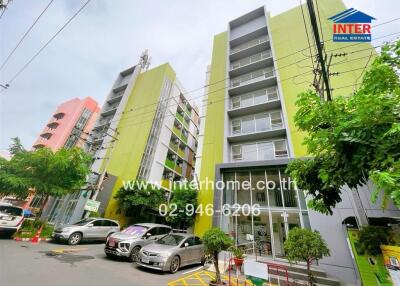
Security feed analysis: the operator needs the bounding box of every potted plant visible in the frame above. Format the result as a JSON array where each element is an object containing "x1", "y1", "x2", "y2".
[
  {"x1": 230, "y1": 246, "x2": 245, "y2": 267},
  {"x1": 203, "y1": 228, "x2": 233, "y2": 286}
]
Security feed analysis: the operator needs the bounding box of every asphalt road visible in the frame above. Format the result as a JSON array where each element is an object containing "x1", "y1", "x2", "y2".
[{"x1": 0, "y1": 237, "x2": 203, "y2": 286}]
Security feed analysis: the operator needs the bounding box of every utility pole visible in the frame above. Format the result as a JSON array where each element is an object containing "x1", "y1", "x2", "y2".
[{"x1": 306, "y1": 0, "x2": 332, "y2": 101}]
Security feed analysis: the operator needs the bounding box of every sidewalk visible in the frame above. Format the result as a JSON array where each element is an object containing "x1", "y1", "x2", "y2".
[{"x1": 167, "y1": 270, "x2": 256, "y2": 286}]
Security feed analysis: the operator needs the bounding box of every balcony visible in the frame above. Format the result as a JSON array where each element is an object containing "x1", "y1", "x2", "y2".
[
  {"x1": 47, "y1": 122, "x2": 59, "y2": 129},
  {"x1": 176, "y1": 113, "x2": 189, "y2": 129},
  {"x1": 53, "y1": 112, "x2": 65, "y2": 120},
  {"x1": 230, "y1": 50, "x2": 273, "y2": 77},
  {"x1": 93, "y1": 120, "x2": 110, "y2": 131},
  {"x1": 230, "y1": 35, "x2": 270, "y2": 61},
  {"x1": 177, "y1": 147, "x2": 185, "y2": 158},
  {"x1": 40, "y1": 132, "x2": 53, "y2": 140},
  {"x1": 228, "y1": 87, "x2": 280, "y2": 117},
  {"x1": 107, "y1": 91, "x2": 124, "y2": 104},
  {"x1": 230, "y1": 26, "x2": 268, "y2": 49},
  {"x1": 165, "y1": 158, "x2": 175, "y2": 170},
  {"x1": 101, "y1": 105, "x2": 118, "y2": 117},
  {"x1": 229, "y1": 68, "x2": 276, "y2": 96}
]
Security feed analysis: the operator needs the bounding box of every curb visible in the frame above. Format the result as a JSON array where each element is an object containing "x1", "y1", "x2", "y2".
[{"x1": 14, "y1": 237, "x2": 51, "y2": 242}]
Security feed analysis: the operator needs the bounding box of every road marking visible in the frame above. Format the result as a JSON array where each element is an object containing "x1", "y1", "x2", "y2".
[
  {"x1": 183, "y1": 266, "x2": 203, "y2": 275},
  {"x1": 51, "y1": 247, "x2": 88, "y2": 254}
]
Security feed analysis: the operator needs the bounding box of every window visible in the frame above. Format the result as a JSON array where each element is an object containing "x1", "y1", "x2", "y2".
[
  {"x1": 232, "y1": 120, "x2": 241, "y2": 135},
  {"x1": 242, "y1": 144, "x2": 257, "y2": 161},
  {"x1": 267, "y1": 87, "x2": 278, "y2": 101},
  {"x1": 241, "y1": 94, "x2": 252, "y2": 107},
  {"x1": 242, "y1": 116, "x2": 255, "y2": 134},
  {"x1": 255, "y1": 113, "x2": 269, "y2": 132},
  {"x1": 186, "y1": 236, "x2": 202, "y2": 246},
  {"x1": 153, "y1": 227, "x2": 171, "y2": 235},
  {"x1": 274, "y1": 140, "x2": 288, "y2": 157},
  {"x1": 93, "y1": 220, "x2": 103, "y2": 227},
  {"x1": 232, "y1": 145, "x2": 242, "y2": 160},
  {"x1": 253, "y1": 89, "x2": 268, "y2": 104},
  {"x1": 258, "y1": 142, "x2": 274, "y2": 160},
  {"x1": 270, "y1": 112, "x2": 282, "y2": 128}
]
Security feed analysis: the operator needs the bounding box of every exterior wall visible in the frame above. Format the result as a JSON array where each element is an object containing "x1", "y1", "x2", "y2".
[
  {"x1": 103, "y1": 63, "x2": 176, "y2": 221},
  {"x1": 194, "y1": 32, "x2": 227, "y2": 236},
  {"x1": 268, "y1": 0, "x2": 375, "y2": 157},
  {"x1": 32, "y1": 97, "x2": 99, "y2": 151}
]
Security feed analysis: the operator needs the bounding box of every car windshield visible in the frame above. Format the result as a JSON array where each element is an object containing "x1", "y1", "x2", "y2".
[
  {"x1": 73, "y1": 219, "x2": 94, "y2": 226},
  {"x1": 156, "y1": 234, "x2": 185, "y2": 246},
  {"x1": 122, "y1": 225, "x2": 148, "y2": 237},
  {"x1": 0, "y1": 206, "x2": 23, "y2": 216}
]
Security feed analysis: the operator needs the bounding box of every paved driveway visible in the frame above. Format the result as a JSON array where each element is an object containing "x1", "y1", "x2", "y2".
[{"x1": 0, "y1": 238, "x2": 203, "y2": 286}]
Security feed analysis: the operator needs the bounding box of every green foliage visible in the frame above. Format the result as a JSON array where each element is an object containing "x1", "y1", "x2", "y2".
[
  {"x1": 14, "y1": 219, "x2": 54, "y2": 239},
  {"x1": 9, "y1": 137, "x2": 26, "y2": 155},
  {"x1": 287, "y1": 40, "x2": 400, "y2": 213},
  {"x1": 0, "y1": 145, "x2": 92, "y2": 199},
  {"x1": 114, "y1": 180, "x2": 165, "y2": 218},
  {"x1": 166, "y1": 183, "x2": 198, "y2": 228},
  {"x1": 358, "y1": 226, "x2": 393, "y2": 256},
  {"x1": 229, "y1": 246, "x2": 245, "y2": 259},
  {"x1": 284, "y1": 227, "x2": 330, "y2": 285},
  {"x1": 202, "y1": 228, "x2": 233, "y2": 285}
]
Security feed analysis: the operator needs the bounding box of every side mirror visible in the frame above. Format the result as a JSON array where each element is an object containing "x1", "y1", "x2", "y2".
[
  {"x1": 184, "y1": 242, "x2": 189, "y2": 248},
  {"x1": 146, "y1": 233, "x2": 152, "y2": 239},
  {"x1": 87, "y1": 223, "x2": 94, "y2": 227}
]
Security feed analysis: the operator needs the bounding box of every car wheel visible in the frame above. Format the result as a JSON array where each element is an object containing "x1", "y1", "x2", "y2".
[
  {"x1": 130, "y1": 246, "x2": 141, "y2": 262},
  {"x1": 170, "y1": 256, "x2": 180, "y2": 273},
  {"x1": 68, "y1": 232, "x2": 82, "y2": 245}
]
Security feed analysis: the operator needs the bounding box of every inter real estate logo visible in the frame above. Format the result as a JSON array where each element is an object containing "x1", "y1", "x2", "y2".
[{"x1": 328, "y1": 8, "x2": 376, "y2": 42}]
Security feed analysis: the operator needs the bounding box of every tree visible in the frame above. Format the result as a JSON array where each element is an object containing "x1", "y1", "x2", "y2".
[
  {"x1": 286, "y1": 40, "x2": 400, "y2": 214},
  {"x1": 358, "y1": 225, "x2": 393, "y2": 255},
  {"x1": 9, "y1": 137, "x2": 26, "y2": 155},
  {"x1": 0, "y1": 146, "x2": 92, "y2": 199},
  {"x1": 166, "y1": 183, "x2": 198, "y2": 228},
  {"x1": 202, "y1": 228, "x2": 233, "y2": 285},
  {"x1": 114, "y1": 181, "x2": 165, "y2": 220},
  {"x1": 284, "y1": 227, "x2": 330, "y2": 285}
]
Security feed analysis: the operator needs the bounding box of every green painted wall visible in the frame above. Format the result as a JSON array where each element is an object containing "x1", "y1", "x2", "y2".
[
  {"x1": 269, "y1": 0, "x2": 375, "y2": 157},
  {"x1": 194, "y1": 32, "x2": 227, "y2": 237},
  {"x1": 104, "y1": 63, "x2": 176, "y2": 223}
]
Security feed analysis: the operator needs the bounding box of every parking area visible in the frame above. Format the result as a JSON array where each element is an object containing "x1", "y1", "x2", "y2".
[{"x1": 0, "y1": 238, "x2": 204, "y2": 286}]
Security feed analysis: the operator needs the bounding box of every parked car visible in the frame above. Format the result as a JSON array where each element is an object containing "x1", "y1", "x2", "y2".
[
  {"x1": 52, "y1": 218, "x2": 120, "y2": 245},
  {"x1": 0, "y1": 204, "x2": 24, "y2": 233},
  {"x1": 105, "y1": 223, "x2": 171, "y2": 261},
  {"x1": 137, "y1": 233, "x2": 204, "y2": 273}
]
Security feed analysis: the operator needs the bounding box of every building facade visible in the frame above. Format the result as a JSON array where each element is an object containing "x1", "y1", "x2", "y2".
[
  {"x1": 89, "y1": 54, "x2": 199, "y2": 226},
  {"x1": 31, "y1": 97, "x2": 100, "y2": 222},
  {"x1": 194, "y1": 1, "x2": 400, "y2": 285}
]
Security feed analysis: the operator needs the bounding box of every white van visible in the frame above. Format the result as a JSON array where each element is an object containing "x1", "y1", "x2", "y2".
[{"x1": 0, "y1": 203, "x2": 24, "y2": 232}]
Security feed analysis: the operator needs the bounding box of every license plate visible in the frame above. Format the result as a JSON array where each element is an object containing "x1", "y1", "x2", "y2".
[
  {"x1": 2, "y1": 217, "x2": 13, "y2": 221},
  {"x1": 142, "y1": 257, "x2": 150, "y2": 264}
]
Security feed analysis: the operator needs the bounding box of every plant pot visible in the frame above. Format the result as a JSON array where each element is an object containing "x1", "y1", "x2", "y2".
[
  {"x1": 233, "y1": 257, "x2": 244, "y2": 267},
  {"x1": 209, "y1": 281, "x2": 227, "y2": 286}
]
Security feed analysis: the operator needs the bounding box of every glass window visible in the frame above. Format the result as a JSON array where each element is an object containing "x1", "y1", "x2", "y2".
[
  {"x1": 274, "y1": 140, "x2": 288, "y2": 157},
  {"x1": 232, "y1": 120, "x2": 241, "y2": 135},
  {"x1": 154, "y1": 227, "x2": 171, "y2": 235},
  {"x1": 252, "y1": 69, "x2": 263, "y2": 79},
  {"x1": 232, "y1": 96, "x2": 240, "y2": 109},
  {"x1": 280, "y1": 171, "x2": 298, "y2": 208},
  {"x1": 241, "y1": 94, "x2": 253, "y2": 107},
  {"x1": 258, "y1": 142, "x2": 274, "y2": 160},
  {"x1": 264, "y1": 68, "x2": 274, "y2": 78},
  {"x1": 267, "y1": 170, "x2": 283, "y2": 207},
  {"x1": 232, "y1": 145, "x2": 242, "y2": 160},
  {"x1": 267, "y1": 87, "x2": 278, "y2": 101},
  {"x1": 251, "y1": 170, "x2": 267, "y2": 206},
  {"x1": 270, "y1": 112, "x2": 282, "y2": 128},
  {"x1": 253, "y1": 89, "x2": 267, "y2": 104},
  {"x1": 242, "y1": 116, "x2": 255, "y2": 134},
  {"x1": 122, "y1": 225, "x2": 148, "y2": 237},
  {"x1": 156, "y1": 234, "x2": 185, "y2": 246},
  {"x1": 236, "y1": 171, "x2": 251, "y2": 205},
  {"x1": 223, "y1": 172, "x2": 236, "y2": 205},
  {"x1": 242, "y1": 144, "x2": 257, "y2": 161},
  {"x1": 255, "y1": 113, "x2": 269, "y2": 132},
  {"x1": 93, "y1": 220, "x2": 103, "y2": 227}
]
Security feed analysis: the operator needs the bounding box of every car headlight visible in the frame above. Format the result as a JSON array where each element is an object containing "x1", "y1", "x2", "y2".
[{"x1": 119, "y1": 242, "x2": 130, "y2": 252}]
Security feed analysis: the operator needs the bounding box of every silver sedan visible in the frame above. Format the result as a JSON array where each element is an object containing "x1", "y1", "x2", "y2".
[{"x1": 137, "y1": 233, "x2": 204, "y2": 273}]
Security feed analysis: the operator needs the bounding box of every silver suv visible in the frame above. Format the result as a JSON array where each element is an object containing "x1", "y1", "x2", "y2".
[
  {"x1": 105, "y1": 223, "x2": 171, "y2": 261},
  {"x1": 52, "y1": 218, "x2": 120, "y2": 245}
]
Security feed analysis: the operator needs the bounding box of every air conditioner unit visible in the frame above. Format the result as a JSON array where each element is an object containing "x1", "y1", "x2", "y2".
[
  {"x1": 168, "y1": 172, "x2": 174, "y2": 179},
  {"x1": 174, "y1": 139, "x2": 179, "y2": 144},
  {"x1": 171, "y1": 154, "x2": 177, "y2": 160}
]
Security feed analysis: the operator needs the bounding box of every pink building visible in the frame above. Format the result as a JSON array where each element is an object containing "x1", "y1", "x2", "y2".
[{"x1": 33, "y1": 97, "x2": 99, "y2": 150}]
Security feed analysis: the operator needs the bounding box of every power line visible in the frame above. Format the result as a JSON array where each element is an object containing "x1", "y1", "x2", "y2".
[
  {"x1": 0, "y1": 0, "x2": 54, "y2": 71},
  {"x1": 5, "y1": 0, "x2": 92, "y2": 85}
]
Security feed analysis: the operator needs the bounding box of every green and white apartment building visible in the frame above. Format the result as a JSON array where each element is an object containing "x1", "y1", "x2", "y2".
[
  {"x1": 87, "y1": 52, "x2": 200, "y2": 227},
  {"x1": 194, "y1": 1, "x2": 400, "y2": 285}
]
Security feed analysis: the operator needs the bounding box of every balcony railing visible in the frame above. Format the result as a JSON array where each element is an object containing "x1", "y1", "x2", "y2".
[
  {"x1": 165, "y1": 158, "x2": 175, "y2": 170},
  {"x1": 230, "y1": 35, "x2": 269, "y2": 54},
  {"x1": 177, "y1": 148, "x2": 185, "y2": 158},
  {"x1": 230, "y1": 50, "x2": 272, "y2": 70},
  {"x1": 231, "y1": 112, "x2": 283, "y2": 136},
  {"x1": 230, "y1": 68, "x2": 275, "y2": 88},
  {"x1": 230, "y1": 87, "x2": 279, "y2": 110}
]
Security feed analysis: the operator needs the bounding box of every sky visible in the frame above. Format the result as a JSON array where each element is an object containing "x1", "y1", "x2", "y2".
[{"x1": 0, "y1": 0, "x2": 399, "y2": 150}]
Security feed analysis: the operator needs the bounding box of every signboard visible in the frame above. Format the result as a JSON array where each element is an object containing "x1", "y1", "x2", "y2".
[{"x1": 84, "y1": 199, "x2": 100, "y2": 212}]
